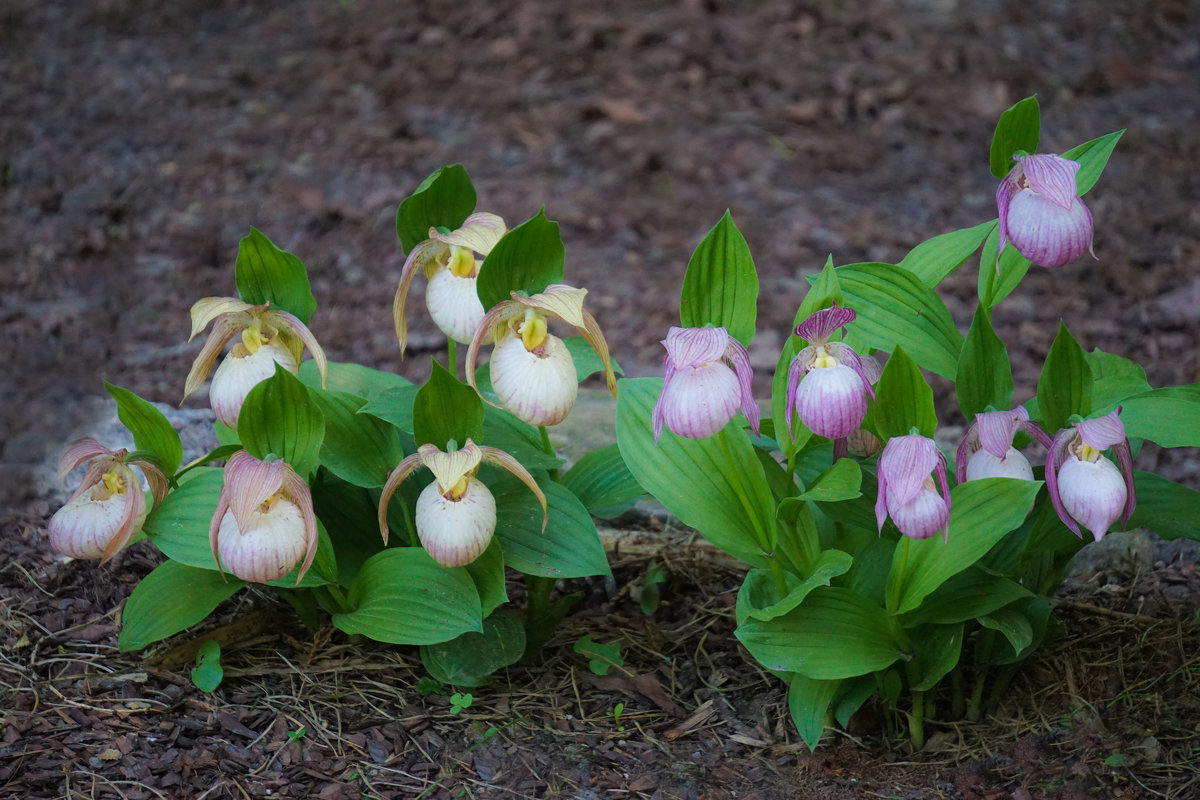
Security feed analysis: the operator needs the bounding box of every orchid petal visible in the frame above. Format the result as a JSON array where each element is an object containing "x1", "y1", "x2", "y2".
[
  {"x1": 1044, "y1": 429, "x2": 1082, "y2": 538},
  {"x1": 1016, "y1": 154, "x2": 1081, "y2": 210},
  {"x1": 955, "y1": 429, "x2": 972, "y2": 485},
  {"x1": 652, "y1": 353, "x2": 677, "y2": 444},
  {"x1": 56, "y1": 438, "x2": 113, "y2": 482},
  {"x1": 480, "y1": 444, "x2": 548, "y2": 532},
  {"x1": 795, "y1": 303, "x2": 856, "y2": 345},
  {"x1": 378, "y1": 452, "x2": 424, "y2": 545},
  {"x1": 663, "y1": 326, "x2": 729, "y2": 367},
  {"x1": 976, "y1": 410, "x2": 1019, "y2": 459},
  {"x1": 393, "y1": 238, "x2": 447, "y2": 356},
  {"x1": 995, "y1": 170, "x2": 1021, "y2": 265},
  {"x1": 580, "y1": 307, "x2": 618, "y2": 396},
  {"x1": 209, "y1": 481, "x2": 232, "y2": 577},
  {"x1": 68, "y1": 461, "x2": 111, "y2": 503},
  {"x1": 858, "y1": 353, "x2": 883, "y2": 386},
  {"x1": 431, "y1": 212, "x2": 507, "y2": 255},
  {"x1": 1112, "y1": 440, "x2": 1137, "y2": 525},
  {"x1": 1076, "y1": 408, "x2": 1126, "y2": 450},
  {"x1": 724, "y1": 336, "x2": 760, "y2": 435},
  {"x1": 874, "y1": 464, "x2": 889, "y2": 533},
  {"x1": 420, "y1": 441, "x2": 484, "y2": 495},
  {"x1": 184, "y1": 315, "x2": 244, "y2": 399},
  {"x1": 784, "y1": 354, "x2": 807, "y2": 440},
  {"x1": 878, "y1": 435, "x2": 939, "y2": 510},
  {"x1": 281, "y1": 469, "x2": 320, "y2": 585},
  {"x1": 517, "y1": 284, "x2": 589, "y2": 329},
  {"x1": 269, "y1": 308, "x2": 327, "y2": 389},
  {"x1": 824, "y1": 342, "x2": 874, "y2": 400},
  {"x1": 100, "y1": 469, "x2": 146, "y2": 563},
  {"x1": 189, "y1": 297, "x2": 254, "y2": 341},
  {"x1": 1018, "y1": 417, "x2": 1054, "y2": 449},
  {"x1": 934, "y1": 451, "x2": 952, "y2": 543},
  {"x1": 225, "y1": 451, "x2": 285, "y2": 535},
  {"x1": 131, "y1": 460, "x2": 170, "y2": 505}
]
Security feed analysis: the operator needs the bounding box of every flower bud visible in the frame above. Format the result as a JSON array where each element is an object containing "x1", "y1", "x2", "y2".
[
  {"x1": 415, "y1": 477, "x2": 497, "y2": 567},
  {"x1": 209, "y1": 340, "x2": 298, "y2": 429}
]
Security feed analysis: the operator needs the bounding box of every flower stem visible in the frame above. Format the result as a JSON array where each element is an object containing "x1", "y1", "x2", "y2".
[
  {"x1": 908, "y1": 688, "x2": 926, "y2": 751},
  {"x1": 538, "y1": 425, "x2": 560, "y2": 481}
]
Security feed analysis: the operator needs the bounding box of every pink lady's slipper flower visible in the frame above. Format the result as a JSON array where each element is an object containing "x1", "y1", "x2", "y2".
[
  {"x1": 184, "y1": 298, "x2": 328, "y2": 429},
  {"x1": 466, "y1": 284, "x2": 617, "y2": 427},
  {"x1": 1045, "y1": 409, "x2": 1136, "y2": 542},
  {"x1": 394, "y1": 213, "x2": 507, "y2": 355},
  {"x1": 876, "y1": 434, "x2": 952, "y2": 541},
  {"x1": 209, "y1": 451, "x2": 320, "y2": 584},
  {"x1": 785, "y1": 304, "x2": 875, "y2": 451},
  {"x1": 378, "y1": 439, "x2": 547, "y2": 568},
  {"x1": 956, "y1": 407, "x2": 1053, "y2": 483},
  {"x1": 997, "y1": 154, "x2": 1095, "y2": 269},
  {"x1": 651, "y1": 326, "x2": 759, "y2": 443},
  {"x1": 48, "y1": 438, "x2": 167, "y2": 561}
]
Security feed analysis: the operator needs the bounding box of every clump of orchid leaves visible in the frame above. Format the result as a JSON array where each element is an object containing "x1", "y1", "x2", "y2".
[
  {"x1": 47, "y1": 98, "x2": 1200, "y2": 750},
  {"x1": 50, "y1": 166, "x2": 642, "y2": 688}
]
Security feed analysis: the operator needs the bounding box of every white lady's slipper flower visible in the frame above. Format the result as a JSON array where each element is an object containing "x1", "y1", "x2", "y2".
[
  {"x1": 208, "y1": 451, "x2": 319, "y2": 584},
  {"x1": 785, "y1": 304, "x2": 875, "y2": 454},
  {"x1": 466, "y1": 283, "x2": 617, "y2": 427},
  {"x1": 956, "y1": 407, "x2": 1052, "y2": 483},
  {"x1": 1045, "y1": 409, "x2": 1136, "y2": 542},
  {"x1": 378, "y1": 439, "x2": 547, "y2": 568},
  {"x1": 876, "y1": 434, "x2": 952, "y2": 541},
  {"x1": 183, "y1": 297, "x2": 327, "y2": 429},
  {"x1": 48, "y1": 438, "x2": 167, "y2": 561},
  {"x1": 393, "y1": 213, "x2": 507, "y2": 355},
  {"x1": 651, "y1": 326, "x2": 759, "y2": 443},
  {"x1": 997, "y1": 154, "x2": 1095, "y2": 269}
]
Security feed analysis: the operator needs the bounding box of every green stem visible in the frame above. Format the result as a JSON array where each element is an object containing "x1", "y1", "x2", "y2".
[
  {"x1": 522, "y1": 574, "x2": 557, "y2": 660},
  {"x1": 317, "y1": 584, "x2": 353, "y2": 615},
  {"x1": 886, "y1": 537, "x2": 911, "y2": 614},
  {"x1": 908, "y1": 688, "x2": 926, "y2": 751},
  {"x1": 538, "y1": 425, "x2": 560, "y2": 481}
]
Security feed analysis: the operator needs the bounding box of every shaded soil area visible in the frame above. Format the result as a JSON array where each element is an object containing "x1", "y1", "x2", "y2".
[{"x1": 3, "y1": 0, "x2": 1200, "y2": 797}]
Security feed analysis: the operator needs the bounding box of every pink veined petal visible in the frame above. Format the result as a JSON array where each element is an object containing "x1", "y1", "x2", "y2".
[
  {"x1": 724, "y1": 336, "x2": 760, "y2": 435},
  {"x1": 874, "y1": 465, "x2": 890, "y2": 533},
  {"x1": 480, "y1": 444, "x2": 548, "y2": 532},
  {"x1": 1044, "y1": 428, "x2": 1083, "y2": 538},
  {"x1": 976, "y1": 410, "x2": 1020, "y2": 459},
  {"x1": 130, "y1": 460, "x2": 170, "y2": 505},
  {"x1": 189, "y1": 297, "x2": 255, "y2": 341},
  {"x1": 377, "y1": 453, "x2": 424, "y2": 545},
  {"x1": 184, "y1": 315, "x2": 245, "y2": 399},
  {"x1": 431, "y1": 212, "x2": 507, "y2": 255},
  {"x1": 1113, "y1": 440, "x2": 1137, "y2": 524},
  {"x1": 393, "y1": 238, "x2": 447, "y2": 356},
  {"x1": 270, "y1": 309, "x2": 328, "y2": 389},
  {"x1": 795, "y1": 304, "x2": 856, "y2": 345},
  {"x1": 209, "y1": 481, "x2": 232, "y2": 577},
  {"x1": 793, "y1": 364, "x2": 868, "y2": 439},
  {"x1": 879, "y1": 435, "x2": 939, "y2": 510},
  {"x1": 652, "y1": 355, "x2": 677, "y2": 444},
  {"x1": 784, "y1": 354, "x2": 808, "y2": 440},
  {"x1": 68, "y1": 460, "x2": 111, "y2": 504},
  {"x1": 1016, "y1": 154, "x2": 1081, "y2": 210},
  {"x1": 56, "y1": 438, "x2": 114, "y2": 482},
  {"x1": 858, "y1": 353, "x2": 883, "y2": 386},
  {"x1": 663, "y1": 326, "x2": 729, "y2": 368},
  {"x1": 995, "y1": 170, "x2": 1022, "y2": 264},
  {"x1": 1076, "y1": 408, "x2": 1126, "y2": 450},
  {"x1": 281, "y1": 469, "x2": 320, "y2": 585},
  {"x1": 100, "y1": 471, "x2": 146, "y2": 563},
  {"x1": 225, "y1": 452, "x2": 285, "y2": 535},
  {"x1": 934, "y1": 450, "x2": 952, "y2": 542},
  {"x1": 824, "y1": 342, "x2": 875, "y2": 401},
  {"x1": 465, "y1": 301, "x2": 520, "y2": 408},
  {"x1": 954, "y1": 428, "x2": 973, "y2": 485},
  {"x1": 1018, "y1": 417, "x2": 1054, "y2": 449}
]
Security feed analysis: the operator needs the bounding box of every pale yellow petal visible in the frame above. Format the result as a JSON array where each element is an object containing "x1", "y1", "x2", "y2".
[
  {"x1": 517, "y1": 284, "x2": 588, "y2": 328},
  {"x1": 419, "y1": 441, "x2": 483, "y2": 494},
  {"x1": 432, "y1": 212, "x2": 507, "y2": 255},
  {"x1": 189, "y1": 297, "x2": 254, "y2": 341}
]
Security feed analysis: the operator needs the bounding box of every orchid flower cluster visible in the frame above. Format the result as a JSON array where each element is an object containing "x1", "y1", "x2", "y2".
[{"x1": 45, "y1": 99, "x2": 1200, "y2": 751}]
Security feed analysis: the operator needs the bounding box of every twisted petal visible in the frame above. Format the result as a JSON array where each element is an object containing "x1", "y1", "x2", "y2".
[
  {"x1": 130, "y1": 459, "x2": 170, "y2": 505},
  {"x1": 100, "y1": 465, "x2": 147, "y2": 563},
  {"x1": 1045, "y1": 427, "x2": 1083, "y2": 538},
  {"x1": 184, "y1": 315, "x2": 244, "y2": 399},
  {"x1": 480, "y1": 444, "x2": 547, "y2": 532},
  {"x1": 377, "y1": 452, "x2": 424, "y2": 545},
  {"x1": 225, "y1": 451, "x2": 286, "y2": 535},
  {"x1": 795, "y1": 303, "x2": 856, "y2": 345},
  {"x1": 189, "y1": 297, "x2": 255, "y2": 341},
  {"x1": 394, "y1": 238, "x2": 448, "y2": 356},
  {"x1": 56, "y1": 438, "x2": 114, "y2": 482},
  {"x1": 431, "y1": 212, "x2": 507, "y2": 255},
  {"x1": 580, "y1": 307, "x2": 618, "y2": 396},
  {"x1": 954, "y1": 430, "x2": 972, "y2": 485},
  {"x1": 269, "y1": 308, "x2": 328, "y2": 389},
  {"x1": 995, "y1": 169, "x2": 1022, "y2": 264},
  {"x1": 1113, "y1": 439, "x2": 1137, "y2": 525},
  {"x1": 662, "y1": 326, "x2": 730, "y2": 368},
  {"x1": 784, "y1": 353, "x2": 808, "y2": 440},
  {"x1": 724, "y1": 336, "x2": 760, "y2": 435},
  {"x1": 878, "y1": 435, "x2": 940, "y2": 512},
  {"x1": 1016, "y1": 154, "x2": 1081, "y2": 210},
  {"x1": 281, "y1": 469, "x2": 320, "y2": 585}
]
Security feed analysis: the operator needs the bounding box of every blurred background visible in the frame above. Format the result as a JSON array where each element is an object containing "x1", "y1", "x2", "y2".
[{"x1": 3, "y1": 0, "x2": 1198, "y2": 506}]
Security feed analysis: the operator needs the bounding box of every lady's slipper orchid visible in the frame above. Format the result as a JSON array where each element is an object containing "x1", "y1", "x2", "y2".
[
  {"x1": 48, "y1": 438, "x2": 167, "y2": 560},
  {"x1": 955, "y1": 407, "x2": 1052, "y2": 483},
  {"x1": 846, "y1": 354, "x2": 883, "y2": 458},
  {"x1": 876, "y1": 434, "x2": 952, "y2": 541},
  {"x1": 651, "y1": 326, "x2": 759, "y2": 443},
  {"x1": 209, "y1": 451, "x2": 320, "y2": 584},
  {"x1": 1045, "y1": 409, "x2": 1136, "y2": 542},
  {"x1": 184, "y1": 297, "x2": 328, "y2": 429},
  {"x1": 997, "y1": 154, "x2": 1095, "y2": 269},
  {"x1": 393, "y1": 213, "x2": 507, "y2": 355},
  {"x1": 378, "y1": 439, "x2": 547, "y2": 568},
  {"x1": 466, "y1": 283, "x2": 617, "y2": 427},
  {"x1": 785, "y1": 304, "x2": 875, "y2": 454}
]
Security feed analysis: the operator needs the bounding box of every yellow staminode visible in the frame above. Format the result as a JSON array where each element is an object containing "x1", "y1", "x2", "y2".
[
  {"x1": 519, "y1": 309, "x2": 549, "y2": 351},
  {"x1": 447, "y1": 246, "x2": 476, "y2": 278},
  {"x1": 812, "y1": 351, "x2": 838, "y2": 369},
  {"x1": 240, "y1": 319, "x2": 270, "y2": 354},
  {"x1": 101, "y1": 468, "x2": 126, "y2": 494},
  {"x1": 1076, "y1": 442, "x2": 1101, "y2": 462}
]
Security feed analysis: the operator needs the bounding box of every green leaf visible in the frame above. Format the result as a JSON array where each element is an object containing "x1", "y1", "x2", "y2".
[
  {"x1": 308, "y1": 390, "x2": 406, "y2": 487},
  {"x1": 616, "y1": 377, "x2": 775, "y2": 566},
  {"x1": 559, "y1": 444, "x2": 645, "y2": 518},
  {"x1": 310, "y1": 471, "x2": 390, "y2": 585},
  {"x1": 899, "y1": 221, "x2": 995, "y2": 287},
  {"x1": 978, "y1": 226, "x2": 1032, "y2": 308},
  {"x1": 1062, "y1": 130, "x2": 1124, "y2": 196},
  {"x1": 333, "y1": 548, "x2": 482, "y2": 644},
  {"x1": 563, "y1": 336, "x2": 624, "y2": 382},
  {"x1": 103, "y1": 383, "x2": 183, "y2": 475},
  {"x1": 357, "y1": 386, "x2": 420, "y2": 434},
  {"x1": 888, "y1": 478, "x2": 1042, "y2": 615},
  {"x1": 237, "y1": 364, "x2": 326, "y2": 477},
  {"x1": 871, "y1": 345, "x2": 937, "y2": 440},
  {"x1": 736, "y1": 586, "x2": 902, "y2": 680},
  {"x1": 956, "y1": 305, "x2": 1014, "y2": 420},
  {"x1": 1117, "y1": 384, "x2": 1200, "y2": 448},
  {"x1": 976, "y1": 596, "x2": 1055, "y2": 666},
  {"x1": 480, "y1": 406, "x2": 562, "y2": 471},
  {"x1": 118, "y1": 561, "x2": 245, "y2": 651},
  {"x1": 299, "y1": 359, "x2": 416, "y2": 402},
  {"x1": 796, "y1": 459, "x2": 861, "y2": 503},
  {"x1": 787, "y1": 673, "x2": 838, "y2": 751},
  {"x1": 190, "y1": 640, "x2": 224, "y2": 692},
  {"x1": 1036, "y1": 322, "x2": 1093, "y2": 434},
  {"x1": 573, "y1": 635, "x2": 624, "y2": 676},
  {"x1": 235, "y1": 228, "x2": 316, "y2": 324},
  {"x1": 836, "y1": 263, "x2": 964, "y2": 379},
  {"x1": 413, "y1": 359, "x2": 485, "y2": 449},
  {"x1": 908, "y1": 623, "x2": 963, "y2": 692},
  {"x1": 989, "y1": 96, "x2": 1040, "y2": 178},
  {"x1": 679, "y1": 210, "x2": 758, "y2": 346},
  {"x1": 833, "y1": 675, "x2": 877, "y2": 729},
  {"x1": 395, "y1": 164, "x2": 477, "y2": 254},
  {"x1": 1128, "y1": 472, "x2": 1200, "y2": 540},
  {"x1": 465, "y1": 538, "x2": 508, "y2": 618},
  {"x1": 491, "y1": 476, "x2": 610, "y2": 578},
  {"x1": 979, "y1": 603, "x2": 1034, "y2": 655},
  {"x1": 475, "y1": 209, "x2": 564, "y2": 310},
  {"x1": 900, "y1": 567, "x2": 1033, "y2": 627},
  {"x1": 143, "y1": 468, "x2": 223, "y2": 568},
  {"x1": 420, "y1": 609, "x2": 525, "y2": 687},
  {"x1": 735, "y1": 550, "x2": 854, "y2": 625},
  {"x1": 1087, "y1": 349, "x2": 1151, "y2": 415}
]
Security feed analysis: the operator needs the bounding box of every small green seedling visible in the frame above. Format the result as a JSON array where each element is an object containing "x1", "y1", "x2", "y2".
[
  {"x1": 573, "y1": 635, "x2": 624, "y2": 676},
  {"x1": 612, "y1": 701, "x2": 626, "y2": 731},
  {"x1": 190, "y1": 639, "x2": 223, "y2": 693},
  {"x1": 450, "y1": 692, "x2": 473, "y2": 714},
  {"x1": 639, "y1": 560, "x2": 667, "y2": 615},
  {"x1": 287, "y1": 727, "x2": 306, "y2": 744}
]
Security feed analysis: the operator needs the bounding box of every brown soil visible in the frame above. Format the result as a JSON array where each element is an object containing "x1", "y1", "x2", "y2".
[{"x1": 3, "y1": 1, "x2": 1200, "y2": 797}]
